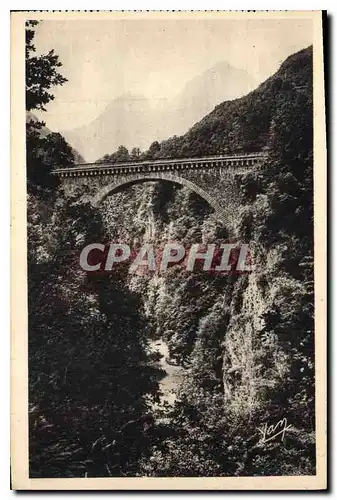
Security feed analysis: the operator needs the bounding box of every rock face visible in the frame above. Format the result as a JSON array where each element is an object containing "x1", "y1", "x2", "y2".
[
  {"x1": 59, "y1": 46, "x2": 313, "y2": 444},
  {"x1": 69, "y1": 178, "x2": 271, "y2": 415}
]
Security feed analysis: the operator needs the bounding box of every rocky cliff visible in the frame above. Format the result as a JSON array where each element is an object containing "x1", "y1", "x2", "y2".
[{"x1": 90, "y1": 45, "x2": 315, "y2": 475}]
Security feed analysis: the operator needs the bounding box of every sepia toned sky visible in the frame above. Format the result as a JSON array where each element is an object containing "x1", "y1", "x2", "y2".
[{"x1": 33, "y1": 17, "x2": 313, "y2": 131}]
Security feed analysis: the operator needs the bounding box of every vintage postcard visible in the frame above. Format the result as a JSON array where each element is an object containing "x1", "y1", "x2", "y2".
[{"x1": 11, "y1": 10, "x2": 327, "y2": 490}]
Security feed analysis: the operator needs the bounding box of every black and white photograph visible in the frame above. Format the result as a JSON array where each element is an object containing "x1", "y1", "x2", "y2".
[{"x1": 10, "y1": 10, "x2": 326, "y2": 490}]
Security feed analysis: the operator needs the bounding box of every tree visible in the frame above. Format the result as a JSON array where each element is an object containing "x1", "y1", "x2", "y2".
[
  {"x1": 95, "y1": 153, "x2": 112, "y2": 164},
  {"x1": 130, "y1": 147, "x2": 141, "y2": 161},
  {"x1": 25, "y1": 21, "x2": 72, "y2": 191},
  {"x1": 27, "y1": 130, "x2": 75, "y2": 190},
  {"x1": 114, "y1": 145, "x2": 130, "y2": 163},
  {"x1": 147, "y1": 141, "x2": 161, "y2": 159},
  {"x1": 96, "y1": 146, "x2": 130, "y2": 164},
  {"x1": 26, "y1": 20, "x2": 67, "y2": 112}
]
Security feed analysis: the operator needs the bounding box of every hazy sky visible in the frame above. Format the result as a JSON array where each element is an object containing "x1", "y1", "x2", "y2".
[{"x1": 33, "y1": 18, "x2": 313, "y2": 131}]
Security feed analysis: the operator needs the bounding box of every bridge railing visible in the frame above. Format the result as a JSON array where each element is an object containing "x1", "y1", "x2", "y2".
[{"x1": 53, "y1": 152, "x2": 268, "y2": 175}]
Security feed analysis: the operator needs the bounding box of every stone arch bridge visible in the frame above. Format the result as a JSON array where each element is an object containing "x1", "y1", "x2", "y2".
[{"x1": 53, "y1": 152, "x2": 267, "y2": 231}]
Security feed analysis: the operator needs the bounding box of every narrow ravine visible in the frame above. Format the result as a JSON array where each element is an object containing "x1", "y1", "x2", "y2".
[{"x1": 149, "y1": 339, "x2": 185, "y2": 405}]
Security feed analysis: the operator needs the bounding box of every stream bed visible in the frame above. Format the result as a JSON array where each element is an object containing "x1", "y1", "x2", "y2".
[{"x1": 149, "y1": 339, "x2": 184, "y2": 405}]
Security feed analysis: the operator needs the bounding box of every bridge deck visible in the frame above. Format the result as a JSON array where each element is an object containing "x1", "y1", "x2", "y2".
[{"x1": 53, "y1": 152, "x2": 268, "y2": 177}]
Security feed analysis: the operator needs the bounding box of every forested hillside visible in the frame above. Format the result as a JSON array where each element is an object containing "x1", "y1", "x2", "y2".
[
  {"x1": 27, "y1": 18, "x2": 315, "y2": 479},
  {"x1": 153, "y1": 46, "x2": 312, "y2": 159},
  {"x1": 97, "y1": 47, "x2": 312, "y2": 164}
]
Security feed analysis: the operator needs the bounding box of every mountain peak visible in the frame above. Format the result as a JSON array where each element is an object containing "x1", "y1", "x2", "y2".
[{"x1": 62, "y1": 61, "x2": 256, "y2": 162}]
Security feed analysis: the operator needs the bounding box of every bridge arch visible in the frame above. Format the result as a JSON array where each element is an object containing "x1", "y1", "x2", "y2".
[{"x1": 92, "y1": 172, "x2": 228, "y2": 223}]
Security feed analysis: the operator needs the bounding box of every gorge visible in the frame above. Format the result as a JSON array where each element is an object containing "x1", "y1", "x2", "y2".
[{"x1": 27, "y1": 44, "x2": 315, "y2": 477}]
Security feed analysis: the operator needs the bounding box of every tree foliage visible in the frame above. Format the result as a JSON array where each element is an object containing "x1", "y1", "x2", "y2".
[
  {"x1": 28, "y1": 189, "x2": 161, "y2": 477},
  {"x1": 26, "y1": 20, "x2": 67, "y2": 112},
  {"x1": 26, "y1": 22, "x2": 74, "y2": 192}
]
